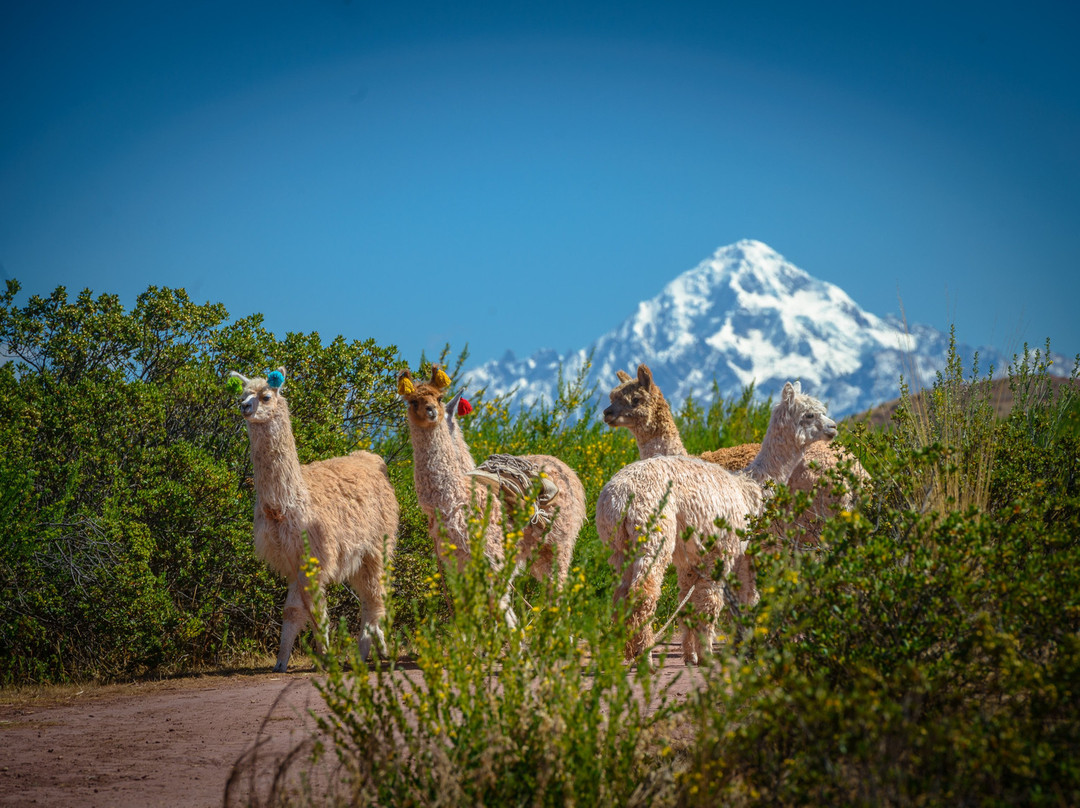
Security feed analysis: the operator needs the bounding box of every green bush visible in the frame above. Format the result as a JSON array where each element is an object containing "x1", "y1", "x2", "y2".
[
  {"x1": 675, "y1": 343, "x2": 1080, "y2": 807},
  {"x1": 277, "y1": 506, "x2": 680, "y2": 808},
  {"x1": 0, "y1": 281, "x2": 401, "y2": 681}
]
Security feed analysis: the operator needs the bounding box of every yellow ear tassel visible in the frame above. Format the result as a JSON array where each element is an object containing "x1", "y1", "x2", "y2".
[
  {"x1": 398, "y1": 376, "x2": 415, "y2": 395},
  {"x1": 433, "y1": 366, "x2": 452, "y2": 389}
]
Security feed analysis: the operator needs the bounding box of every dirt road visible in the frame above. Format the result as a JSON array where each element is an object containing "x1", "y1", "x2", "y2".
[{"x1": 0, "y1": 648, "x2": 695, "y2": 807}]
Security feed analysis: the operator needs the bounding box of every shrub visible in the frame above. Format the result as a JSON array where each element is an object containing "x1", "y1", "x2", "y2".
[
  {"x1": 0, "y1": 281, "x2": 401, "y2": 681},
  {"x1": 677, "y1": 341, "x2": 1080, "y2": 807},
  {"x1": 261, "y1": 508, "x2": 682, "y2": 808}
]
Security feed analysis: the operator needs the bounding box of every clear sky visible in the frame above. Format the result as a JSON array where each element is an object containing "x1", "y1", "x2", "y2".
[{"x1": 2, "y1": 1, "x2": 1078, "y2": 370}]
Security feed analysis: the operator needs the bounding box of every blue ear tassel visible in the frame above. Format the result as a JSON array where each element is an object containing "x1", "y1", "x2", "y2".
[{"x1": 267, "y1": 370, "x2": 285, "y2": 389}]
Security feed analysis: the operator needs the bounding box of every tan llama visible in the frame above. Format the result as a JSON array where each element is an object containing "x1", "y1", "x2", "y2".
[
  {"x1": 398, "y1": 365, "x2": 586, "y2": 596},
  {"x1": 597, "y1": 381, "x2": 838, "y2": 664},
  {"x1": 229, "y1": 367, "x2": 399, "y2": 672},
  {"x1": 603, "y1": 363, "x2": 868, "y2": 542}
]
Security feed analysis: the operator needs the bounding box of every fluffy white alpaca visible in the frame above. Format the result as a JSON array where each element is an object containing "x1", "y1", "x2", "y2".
[
  {"x1": 229, "y1": 368, "x2": 399, "y2": 672},
  {"x1": 596, "y1": 381, "x2": 837, "y2": 664},
  {"x1": 398, "y1": 366, "x2": 586, "y2": 595}
]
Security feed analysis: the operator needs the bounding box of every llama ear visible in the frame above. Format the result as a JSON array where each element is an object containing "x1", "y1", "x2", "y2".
[
  {"x1": 782, "y1": 381, "x2": 796, "y2": 403},
  {"x1": 616, "y1": 369, "x2": 632, "y2": 383},
  {"x1": 267, "y1": 368, "x2": 285, "y2": 390},
  {"x1": 445, "y1": 390, "x2": 463, "y2": 422},
  {"x1": 431, "y1": 364, "x2": 452, "y2": 390},
  {"x1": 226, "y1": 371, "x2": 247, "y2": 395},
  {"x1": 637, "y1": 363, "x2": 653, "y2": 390},
  {"x1": 397, "y1": 370, "x2": 415, "y2": 397}
]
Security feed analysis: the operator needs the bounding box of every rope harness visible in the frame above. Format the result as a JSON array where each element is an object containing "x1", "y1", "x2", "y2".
[{"x1": 468, "y1": 453, "x2": 561, "y2": 527}]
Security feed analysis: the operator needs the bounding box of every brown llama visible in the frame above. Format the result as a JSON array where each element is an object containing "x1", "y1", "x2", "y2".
[{"x1": 398, "y1": 366, "x2": 586, "y2": 600}]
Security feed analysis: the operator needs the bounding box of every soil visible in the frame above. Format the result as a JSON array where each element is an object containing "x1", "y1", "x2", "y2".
[{"x1": 0, "y1": 647, "x2": 697, "y2": 808}]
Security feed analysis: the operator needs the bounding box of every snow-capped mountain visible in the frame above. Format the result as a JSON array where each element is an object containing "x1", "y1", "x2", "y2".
[{"x1": 464, "y1": 240, "x2": 1037, "y2": 418}]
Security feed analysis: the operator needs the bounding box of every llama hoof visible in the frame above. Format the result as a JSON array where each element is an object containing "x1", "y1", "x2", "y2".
[
  {"x1": 272, "y1": 661, "x2": 288, "y2": 673},
  {"x1": 685, "y1": 651, "x2": 699, "y2": 666}
]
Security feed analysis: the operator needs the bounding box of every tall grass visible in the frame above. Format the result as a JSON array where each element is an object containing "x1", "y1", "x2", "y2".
[{"x1": 892, "y1": 326, "x2": 998, "y2": 516}]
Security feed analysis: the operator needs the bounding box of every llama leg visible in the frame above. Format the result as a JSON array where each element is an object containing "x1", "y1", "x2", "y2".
[
  {"x1": 732, "y1": 550, "x2": 759, "y2": 606},
  {"x1": 617, "y1": 520, "x2": 674, "y2": 662},
  {"x1": 275, "y1": 578, "x2": 312, "y2": 673},
  {"x1": 622, "y1": 556, "x2": 666, "y2": 661},
  {"x1": 692, "y1": 575, "x2": 726, "y2": 661},
  {"x1": 498, "y1": 557, "x2": 526, "y2": 630},
  {"x1": 675, "y1": 563, "x2": 702, "y2": 666},
  {"x1": 350, "y1": 559, "x2": 387, "y2": 660}
]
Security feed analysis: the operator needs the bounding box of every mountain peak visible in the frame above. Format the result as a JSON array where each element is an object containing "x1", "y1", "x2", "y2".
[{"x1": 464, "y1": 241, "x2": 1035, "y2": 418}]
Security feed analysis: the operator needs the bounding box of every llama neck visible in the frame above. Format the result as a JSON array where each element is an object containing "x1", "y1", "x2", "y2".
[
  {"x1": 635, "y1": 428, "x2": 688, "y2": 459},
  {"x1": 634, "y1": 405, "x2": 687, "y2": 459},
  {"x1": 408, "y1": 420, "x2": 470, "y2": 508},
  {"x1": 247, "y1": 411, "x2": 308, "y2": 513},
  {"x1": 744, "y1": 414, "x2": 804, "y2": 485}
]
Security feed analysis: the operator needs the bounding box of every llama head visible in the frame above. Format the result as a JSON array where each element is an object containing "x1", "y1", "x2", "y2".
[
  {"x1": 603, "y1": 363, "x2": 668, "y2": 430},
  {"x1": 775, "y1": 381, "x2": 838, "y2": 448},
  {"x1": 398, "y1": 365, "x2": 457, "y2": 431},
  {"x1": 228, "y1": 367, "x2": 289, "y2": 425}
]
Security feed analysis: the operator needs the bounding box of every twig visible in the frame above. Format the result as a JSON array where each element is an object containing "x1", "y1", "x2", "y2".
[{"x1": 646, "y1": 584, "x2": 695, "y2": 653}]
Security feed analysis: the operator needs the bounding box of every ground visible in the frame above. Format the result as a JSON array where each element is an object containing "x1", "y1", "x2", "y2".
[{"x1": 0, "y1": 647, "x2": 696, "y2": 808}]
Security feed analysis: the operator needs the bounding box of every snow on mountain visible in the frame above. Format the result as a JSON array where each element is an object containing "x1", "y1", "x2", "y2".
[{"x1": 463, "y1": 240, "x2": 1040, "y2": 418}]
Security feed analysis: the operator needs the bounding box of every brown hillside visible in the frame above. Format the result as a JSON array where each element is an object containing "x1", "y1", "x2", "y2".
[{"x1": 851, "y1": 375, "x2": 1077, "y2": 429}]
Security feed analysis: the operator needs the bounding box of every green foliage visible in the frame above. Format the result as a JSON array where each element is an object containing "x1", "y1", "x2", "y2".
[
  {"x1": 675, "y1": 380, "x2": 772, "y2": 454},
  {"x1": 0, "y1": 280, "x2": 401, "y2": 681},
  {"x1": 675, "y1": 339, "x2": 1080, "y2": 807}
]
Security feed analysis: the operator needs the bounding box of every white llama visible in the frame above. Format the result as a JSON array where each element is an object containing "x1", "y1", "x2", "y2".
[
  {"x1": 596, "y1": 380, "x2": 837, "y2": 664},
  {"x1": 229, "y1": 368, "x2": 399, "y2": 672}
]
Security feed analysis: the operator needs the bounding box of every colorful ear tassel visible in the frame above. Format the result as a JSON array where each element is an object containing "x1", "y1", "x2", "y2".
[
  {"x1": 457, "y1": 397, "x2": 473, "y2": 417},
  {"x1": 267, "y1": 370, "x2": 285, "y2": 389},
  {"x1": 433, "y1": 366, "x2": 452, "y2": 389},
  {"x1": 398, "y1": 375, "x2": 415, "y2": 395},
  {"x1": 226, "y1": 376, "x2": 243, "y2": 395}
]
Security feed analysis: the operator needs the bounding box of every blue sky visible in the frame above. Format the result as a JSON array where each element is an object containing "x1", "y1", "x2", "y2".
[{"x1": 2, "y1": 1, "x2": 1078, "y2": 370}]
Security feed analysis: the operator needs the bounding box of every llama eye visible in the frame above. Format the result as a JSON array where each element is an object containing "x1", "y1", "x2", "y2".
[{"x1": 262, "y1": 393, "x2": 271, "y2": 402}]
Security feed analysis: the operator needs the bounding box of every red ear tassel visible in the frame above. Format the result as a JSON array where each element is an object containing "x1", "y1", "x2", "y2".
[{"x1": 457, "y1": 397, "x2": 473, "y2": 417}]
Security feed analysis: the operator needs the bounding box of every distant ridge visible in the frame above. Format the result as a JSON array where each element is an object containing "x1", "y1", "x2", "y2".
[{"x1": 464, "y1": 240, "x2": 1066, "y2": 418}]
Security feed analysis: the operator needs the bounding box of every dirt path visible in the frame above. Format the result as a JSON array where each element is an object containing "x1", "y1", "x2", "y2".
[{"x1": 0, "y1": 648, "x2": 695, "y2": 808}]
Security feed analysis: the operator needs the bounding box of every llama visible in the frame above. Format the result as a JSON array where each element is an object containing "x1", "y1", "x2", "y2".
[
  {"x1": 228, "y1": 367, "x2": 399, "y2": 672},
  {"x1": 603, "y1": 364, "x2": 688, "y2": 458},
  {"x1": 701, "y1": 441, "x2": 869, "y2": 540},
  {"x1": 398, "y1": 365, "x2": 586, "y2": 597},
  {"x1": 604, "y1": 363, "x2": 868, "y2": 541},
  {"x1": 596, "y1": 381, "x2": 837, "y2": 664}
]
